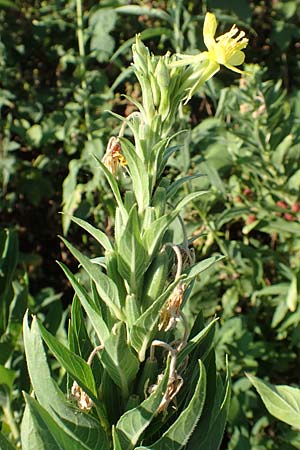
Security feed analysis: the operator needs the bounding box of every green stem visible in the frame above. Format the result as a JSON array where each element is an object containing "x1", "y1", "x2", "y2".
[
  {"x1": 3, "y1": 402, "x2": 20, "y2": 444},
  {"x1": 75, "y1": 0, "x2": 92, "y2": 141}
]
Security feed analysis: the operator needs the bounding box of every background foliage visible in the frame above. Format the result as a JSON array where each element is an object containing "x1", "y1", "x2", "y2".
[{"x1": 1, "y1": 0, "x2": 300, "y2": 449}]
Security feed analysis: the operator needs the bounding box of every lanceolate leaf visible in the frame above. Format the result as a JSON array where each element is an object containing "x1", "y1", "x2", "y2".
[
  {"x1": 23, "y1": 394, "x2": 93, "y2": 450},
  {"x1": 246, "y1": 374, "x2": 300, "y2": 428},
  {"x1": 101, "y1": 322, "x2": 139, "y2": 399},
  {"x1": 185, "y1": 256, "x2": 224, "y2": 282},
  {"x1": 58, "y1": 262, "x2": 109, "y2": 345},
  {"x1": 94, "y1": 155, "x2": 128, "y2": 223},
  {"x1": 176, "y1": 318, "x2": 219, "y2": 366},
  {"x1": 21, "y1": 400, "x2": 59, "y2": 450},
  {"x1": 150, "y1": 361, "x2": 206, "y2": 450},
  {"x1": 166, "y1": 174, "x2": 205, "y2": 199},
  {"x1": 37, "y1": 319, "x2": 97, "y2": 398},
  {"x1": 142, "y1": 211, "x2": 177, "y2": 259},
  {"x1": 115, "y1": 363, "x2": 169, "y2": 450},
  {"x1": 116, "y1": 205, "x2": 147, "y2": 292},
  {"x1": 175, "y1": 191, "x2": 208, "y2": 212},
  {"x1": 23, "y1": 311, "x2": 108, "y2": 448},
  {"x1": 0, "y1": 429, "x2": 17, "y2": 450},
  {"x1": 60, "y1": 237, "x2": 124, "y2": 321},
  {"x1": 69, "y1": 215, "x2": 113, "y2": 251},
  {"x1": 131, "y1": 276, "x2": 186, "y2": 361},
  {"x1": 120, "y1": 137, "x2": 150, "y2": 212},
  {"x1": 187, "y1": 363, "x2": 231, "y2": 450}
]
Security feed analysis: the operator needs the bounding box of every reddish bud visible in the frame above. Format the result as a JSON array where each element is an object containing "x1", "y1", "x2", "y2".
[
  {"x1": 284, "y1": 213, "x2": 294, "y2": 222},
  {"x1": 243, "y1": 187, "x2": 252, "y2": 196},
  {"x1": 291, "y1": 203, "x2": 300, "y2": 213},
  {"x1": 276, "y1": 201, "x2": 288, "y2": 209},
  {"x1": 246, "y1": 214, "x2": 257, "y2": 225},
  {"x1": 235, "y1": 196, "x2": 243, "y2": 204}
]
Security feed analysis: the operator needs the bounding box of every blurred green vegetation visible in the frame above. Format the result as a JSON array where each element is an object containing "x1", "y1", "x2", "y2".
[{"x1": 1, "y1": 0, "x2": 300, "y2": 448}]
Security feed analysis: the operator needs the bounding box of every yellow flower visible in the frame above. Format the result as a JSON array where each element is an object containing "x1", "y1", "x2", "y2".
[
  {"x1": 203, "y1": 12, "x2": 248, "y2": 74},
  {"x1": 170, "y1": 12, "x2": 249, "y2": 102}
]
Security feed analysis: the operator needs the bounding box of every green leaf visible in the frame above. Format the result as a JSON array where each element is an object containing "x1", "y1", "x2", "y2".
[
  {"x1": 246, "y1": 374, "x2": 300, "y2": 428},
  {"x1": 26, "y1": 124, "x2": 43, "y2": 147},
  {"x1": 286, "y1": 274, "x2": 298, "y2": 312},
  {"x1": 175, "y1": 191, "x2": 208, "y2": 212},
  {"x1": 62, "y1": 160, "x2": 83, "y2": 235},
  {"x1": 21, "y1": 400, "x2": 60, "y2": 450},
  {"x1": 23, "y1": 311, "x2": 108, "y2": 446},
  {"x1": 115, "y1": 363, "x2": 169, "y2": 449},
  {"x1": 60, "y1": 237, "x2": 124, "y2": 321},
  {"x1": 57, "y1": 262, "x2": 109, "y2": 344},
  {"x1": 100, "y1": 322, "x2": 139, "y2": 399},
  {"x1": 112, "y1": 426, "x2": 123, "y2": 450},
  {"x1": 143, "y1": 212, "x2": 177, "y2": 259},
  {"x1": 116, "y1": 205, "x2": 147, "y2": 293},
  {"x1": 215, "y1": 207, "x2": 250, "y2": 229},
  {"x1": 120, "y1": 137, "x2": 150, "y2": 212},
  {"x1": 131, "y1": 276, "x2": 185, "y2": 361},
  {"x1": 0, "y1": 277, "x2": 28, "y2": 364},
  {"x1": 23, "y1": 393, "x2": 91, "y2": 450},
  {"x1": 201, "y1": 162, "x2": 226, "y2": 196},
  {"x1": 89, "y1": 9, "x2": 117, "y2": 62},
  {"x1": 166, "y1": 174, "x2": 205, "y2": 199},
  {"x1": 37, "y1": 319, "x2": 97, "y2": 396},
  {"x1": 176, "y1": 318, "x2": 219, "y2": 367},
  {"x1": 115, "y1": 5, "x2": 172, "y2": 24},
  {"x1": 185, "y1": 256, "x2": 224, "y2": 282},
  {"x1": 69, "y1": 215, "x2": 113, "y2": 251},
  {"x1": 0, "y1": 0, "x2": 19, "y2": 9},
  {"x1": 94, "y1": 156, "x2": 127, "y2": 223},
  {"x1": 0, "y1": 228, "x2": 18, "y2": 334},
  {"x1": 187, "y1": 363, "x2": 231, "y2": 450},
  {"x1": 151, "y1": 360, "x2": 206, "y2": 450},
  {"x1": 0, "y1": 429, "x2": 16, "y2": 450}
]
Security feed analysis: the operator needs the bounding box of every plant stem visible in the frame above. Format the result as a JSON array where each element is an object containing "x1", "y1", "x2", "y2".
[
  {"x1": 75, "y1": 0, "x2": 92, "y2": 141},
  {"x1": 3, "y1": 402, "x2": 20, "y2": 444}
]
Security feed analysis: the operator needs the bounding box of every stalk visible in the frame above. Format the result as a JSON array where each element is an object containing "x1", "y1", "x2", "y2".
[{"x1": 75, "y1": 0, "x2": 92, "y2": 141}]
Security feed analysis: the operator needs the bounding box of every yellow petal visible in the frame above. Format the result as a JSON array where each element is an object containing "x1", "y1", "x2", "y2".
[
  {"x1": 203, "y1": 12, "x2": 217, "y2": 51},
  {"x1": 223, "y1": 64, "x2": 245, "y2": 75},
  {"x1": 228, "y1": 51, "x2": 245, "y2": 66}
]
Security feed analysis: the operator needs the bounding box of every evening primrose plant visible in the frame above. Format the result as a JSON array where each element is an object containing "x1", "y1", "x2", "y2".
[{"x1": 21, "y1": 13, "x2": 248, "y2": 450}]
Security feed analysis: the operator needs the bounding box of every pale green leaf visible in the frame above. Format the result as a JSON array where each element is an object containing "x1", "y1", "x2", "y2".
[
  {"x1": 60, "y1": 237, "x2": 124, "y2": 320},
  {"x1": 175, "y1": 191, "x2": 208, "y2": 212},
  {"x1": 120, "y1": 137, "x2": 150, "y2": 212},
  {"x1": 185, "y1": 256, "x2": 224, "y2": 282},
  {"x1": 101, "y1": 322, "x2": 139, "y2": 399},
  {"x1": 142, "y1": 211, "x2": 177, "y2": 259},
  {"x1": 37, "y1": 319, "x2": 97, "y2": 398},
  {"x1": 69, "y1": 216, "x2": 113, "y2": 251},
  {"x1": 115, "y1": 5, "x2": 172, "y2": 24},
  {"x1": 286, "y1": 274, "x2": 298, "y2": 312},
  {"x1": 21, "y1": 400, "x2": 58, "y2": 450},
  {"x1": 116, "y1": 205, "x2": 147, "y2": 292},
  {"x1": 57, "y1": 262, "x2": 109, "y2": 344},
  {"x1": 176, "y1": 318, "x2": 218, "y2": 366},
  {"x1": 187, "y1": 364, "x2": 231, "y2": 450},
  {"x1": 23, "y1": 394, "x2": 90, "y2": 450},
  {"x1": 151, "y1": 361, "x2": 206, "y2": 450},
  {"x1": 166, "y1": 174, "x2": 205, "y2": 199},
  {"x1": 131, "y1": 276, "x2": 185, "y2": 361},
  {"x1": 0, "y1": 429, "x2": 17, "y2": 450},
  {"x1": 93, "y1": 156, "x2": 127, "y2": 223},
  {"x1": 23, "y1": 311, "x2": 107, "y2": 448},
  {"x1": 247, "y1": 373, "x2": 300, "y2": 428},
  {"x1": 115, "y1": 364, "x2": 169, "y2": 449}
]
